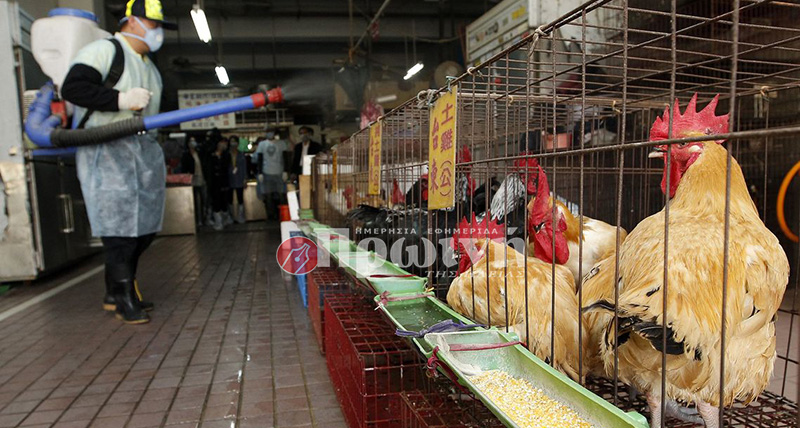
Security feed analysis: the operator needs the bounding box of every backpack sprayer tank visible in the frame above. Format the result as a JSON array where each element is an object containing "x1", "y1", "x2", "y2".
[
  {"x1": 25, "y1": 8, "x2": 284, "y2": 148},
  {"x1": 31, "y1": 8, "x2": 109, "y2": 127},
  {"x1": 32, "y1": 9, "x2": 109, "y2": 92}
]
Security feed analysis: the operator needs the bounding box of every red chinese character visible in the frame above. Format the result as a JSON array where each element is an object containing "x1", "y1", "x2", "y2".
[
  {"x1": 440, "y1": 129, "x2": 453, "y2": 152},
  {"x1": 429, "y1": 160, "x2": 439, "y2": 193},
  {"x1": 441, "y1": 103, "x2": 454, "y2": 125},
  {"x1": 438, "y1": 161, "x2": 453, "y2": 197},
  {"x1": 431, "y1": 118, "x2": 439, "y2": 150}
]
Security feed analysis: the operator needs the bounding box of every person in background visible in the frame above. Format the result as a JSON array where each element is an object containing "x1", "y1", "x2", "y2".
[
  {"x1": 203, "y1": 128, "x2": 222, "y2": 225},
  {"x1": 59, "y1": 0, "x2": 177, "y2": 324},
  {"x1": 255, "y1": 129, "x2": 288, "y2": 221},
  {"x1": 208, "y1": 138, "x2": 230, "y2": 231},
  {"x1": 228, "y1": 136, "x2": 247, "y2": 223},
  {"x1": 291, "y1": 126, "x2": 323, "y2": 179},
  {"x1": 181, "y1": 137, "x2": 206, "y2": 227},
  {"x1": 162, "y1": 138, "x2": 183, "y2": 173}
]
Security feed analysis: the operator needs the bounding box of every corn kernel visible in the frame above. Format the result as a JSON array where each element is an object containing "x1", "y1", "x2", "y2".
[{"x1": 469, "y1": 370, "x2": 594, "y2": 428}]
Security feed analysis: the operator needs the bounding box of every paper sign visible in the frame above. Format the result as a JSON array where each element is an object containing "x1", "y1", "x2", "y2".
[
  {"x1": 332, "y1": 150, "x2": 339, "y2": 192},
  {"x1": 428, "y1": 85, "x2": 458, "y2": 210},
  {"x1": 178, "y1": 89, "x2": 236, "y2": 130},
  {"x1": 368, "y1": 121, "x2": 382, "y2": 195}
]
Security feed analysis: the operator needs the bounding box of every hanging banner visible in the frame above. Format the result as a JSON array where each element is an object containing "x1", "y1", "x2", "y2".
[
  {"x1": 428, "y1": 85, "x2": 458, "y2": 210},
  {"x1": 332, "y1": 150, "x2": 339, "y2": 192},
  {"x1": 368, "y1": 121, "x2": 382, "y2": 195}
]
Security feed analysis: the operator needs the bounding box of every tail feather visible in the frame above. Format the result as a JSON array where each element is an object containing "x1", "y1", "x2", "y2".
[{"x1": 582, "y1": 300, "x2": 616, "y2": 314}]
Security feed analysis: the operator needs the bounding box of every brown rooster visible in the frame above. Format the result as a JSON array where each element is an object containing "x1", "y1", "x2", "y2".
[
  {"x1": 585, "y1": 94, "x2": 789, "y2": 428},
  {"x1": 526, "y1": 159, "x2": 627, "y2": 284},
  {"x1": 524, "y1": 161, "x2": 627, "y2": 379},
  {"x1": 446, "y1": 214, "x2": 585, "y2": 381}
]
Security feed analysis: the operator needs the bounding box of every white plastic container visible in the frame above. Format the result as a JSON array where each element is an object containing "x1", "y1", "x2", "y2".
[
  {"x1": 31, "y1": 8, "x2": 110, "y2": 91},
  {"x1": 280, "y1": 221, "x2": 301, "y2": 281}
]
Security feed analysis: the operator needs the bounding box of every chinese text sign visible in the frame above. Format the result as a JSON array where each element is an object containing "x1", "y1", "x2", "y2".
[
  {"x1": 428, "y1": 85, "x2": 458, "y2": 209},
  {"x1": 368, "y1": 121, "x2": 382, "y2": 195}
]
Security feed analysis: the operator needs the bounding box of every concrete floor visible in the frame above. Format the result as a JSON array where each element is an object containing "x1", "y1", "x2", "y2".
[{"x1": 0, "y1": 223, "x2": 345, "y2": 428}]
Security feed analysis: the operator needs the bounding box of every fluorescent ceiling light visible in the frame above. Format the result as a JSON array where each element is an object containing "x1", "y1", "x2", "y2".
[
  {"x1": 191, "y1": 6, "x2": 212, "y2": 43},
  {"x1": 403, "y1": 62, "x2": 424, "y2": 80},
  {"x1": 376, "y1": 94, "x2": 398, "y2": 103},
  {"x1": 215, "y1": 65, "x2": 230, "y2": 85}
]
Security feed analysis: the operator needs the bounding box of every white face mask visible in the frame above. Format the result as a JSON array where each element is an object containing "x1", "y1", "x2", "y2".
[{"x1": 123, "y1": 17, "x2": 164, "y2": 52}]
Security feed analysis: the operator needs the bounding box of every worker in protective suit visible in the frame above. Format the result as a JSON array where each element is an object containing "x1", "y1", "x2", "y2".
[{"x1": 60, "y1": 0, "x2": 177, "y2": 324}]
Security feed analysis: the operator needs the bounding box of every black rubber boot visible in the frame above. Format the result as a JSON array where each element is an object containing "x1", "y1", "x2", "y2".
[
  {"x1": 107, "y1": 263, "x2": 150, "y2": 325},
  {"x1": 133, "y1": 280, "x2": 154, "y2": 312},
  {"x1": 103, "y1": 273, "x2": 153, "y2": 312},
  {"x1": 103, "y1": 268, "x2": 116, "y2": 312}
]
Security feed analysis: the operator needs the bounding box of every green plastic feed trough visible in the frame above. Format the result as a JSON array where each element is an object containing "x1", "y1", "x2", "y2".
[
  {"x1": 335, "y1": 251, "x2": 427, "y2": 294},
  {"x1": 374, "y1": 292, "x2": 481, "y2": 353},
  {"x1": 314, "y1": 233, "x2": 362, "y2": 257},
  {"x1": 424, "y1": 330, "x2": 649, "y2": 428}
]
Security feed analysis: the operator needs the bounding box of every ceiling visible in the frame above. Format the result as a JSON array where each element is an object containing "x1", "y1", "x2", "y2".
[{"x1": 102, "y1": 0, "x2": 497, "y2": 129}]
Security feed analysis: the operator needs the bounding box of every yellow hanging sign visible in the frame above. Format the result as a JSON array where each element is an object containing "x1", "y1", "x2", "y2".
[
  {"x1": 428, "y1": 85, "x2": 458, "y2": 210},
  {"x1": 368, "y1": 121, "x2": 382, "y2": 195},
  {"x1": 331, "y1": 150, "x2": 338, "y2": 192}
]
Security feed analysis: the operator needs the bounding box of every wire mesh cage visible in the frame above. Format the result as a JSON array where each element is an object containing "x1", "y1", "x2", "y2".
[
  {"x1": 313, "y1": 0, "x2": 800, "y2": 426},
  {"x1": 324, "y1": 295, "x2": 427, "y2": 428},
  {"x1": 307, "y1": 267, "x2": 353, "y2": 354},
  {"x1": 401, "y1": 390, "x2": 506, "y2": 428}
]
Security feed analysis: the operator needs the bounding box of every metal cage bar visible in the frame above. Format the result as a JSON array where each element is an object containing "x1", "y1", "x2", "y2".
[{"x1": 313, "y1": 0, "x2": 800, "y2": 426}]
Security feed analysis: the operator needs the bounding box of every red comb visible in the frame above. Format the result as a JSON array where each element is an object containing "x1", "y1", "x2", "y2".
[
  {"x1": 391, "y1": 179, "x2": 404, "y2": 205},
  {"x1": 512, "y1": 153, "x2": 540, "y2": 173},
  {"x1": 451, "y1": 213, "x2": 505, "y2": 251},
  {"x1": 649, "y1": 93, "x2": 729, "y2": 143},
  {"x1": 457, "y1": 146, "x2": 473, "y2": 164},
  {"x1": 528, "y1": 167, "x2": 552, "y2": 228},
  {"x1": 513, "y1": 154, "x2": 541, "y2": 195}
]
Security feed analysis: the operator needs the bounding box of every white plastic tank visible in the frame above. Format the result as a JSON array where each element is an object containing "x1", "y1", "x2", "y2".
[{"x1": 31, "y1": 8, "x2": 110, "y2": 92}]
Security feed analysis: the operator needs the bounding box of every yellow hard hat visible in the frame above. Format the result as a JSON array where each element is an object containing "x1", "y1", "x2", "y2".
[{"x1": 122, "y1": 0, "x2": 177, "y2": 30}]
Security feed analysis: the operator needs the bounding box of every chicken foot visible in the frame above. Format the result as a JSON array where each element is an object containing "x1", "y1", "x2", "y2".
[
  {"x1": 634, "y1": 388, "x2": 701, "y2": 425},
  {"x1": 646, "y1": 393, "x2": 705, "y2": 427},
  {"x1": 697, "y1": 401, "x2": 720, "y2": 428},
  {"x1": 664, "y1": 399, "x2": 703, "y2": 425},
  {"x1": 646, "y1": 393, "x2": 663, "y2": 428}
]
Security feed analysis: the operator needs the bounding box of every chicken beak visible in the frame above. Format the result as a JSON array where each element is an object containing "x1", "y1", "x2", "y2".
[{"x1": 649, "y1": 146, "x2": 667, "y2": 158}]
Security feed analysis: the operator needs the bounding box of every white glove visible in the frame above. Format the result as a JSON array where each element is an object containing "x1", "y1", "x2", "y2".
[{"x1": 118, "y1": 88, "x2": 152, "y2": 111}]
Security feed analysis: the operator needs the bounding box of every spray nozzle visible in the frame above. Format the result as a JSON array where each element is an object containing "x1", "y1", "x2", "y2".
[
  {"x1": 251, "y1": 87, "x2": 284, "y2": 109},
  {"x1": 266, "y1": 87, "x2": 283, "y2": 104}
]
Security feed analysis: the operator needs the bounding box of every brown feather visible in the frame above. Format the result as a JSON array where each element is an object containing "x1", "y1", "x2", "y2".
[
  {"x1": 447, "y1": 239, "x2": 585, "y2": 381},
  {"x1": 597, "y1": 143, "x2": 789, "y2": 407}
]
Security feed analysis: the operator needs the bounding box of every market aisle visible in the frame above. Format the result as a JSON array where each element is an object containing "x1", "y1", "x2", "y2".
[{"x1": 0, "y1": 224, "x2": 345, "y2": 428}]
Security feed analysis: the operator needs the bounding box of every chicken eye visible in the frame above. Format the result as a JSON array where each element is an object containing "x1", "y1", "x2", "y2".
[
  {"x1": 678, "y1": 142, "x2": 688, "y2": 147},
  {"x1": 533, "y1": 222, "x2": 545, "y2": 232}
]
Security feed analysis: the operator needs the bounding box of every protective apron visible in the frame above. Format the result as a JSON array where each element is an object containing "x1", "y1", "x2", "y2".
[{"x1": 71, "y1": 33, "x2": 165, "y2": 237}]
